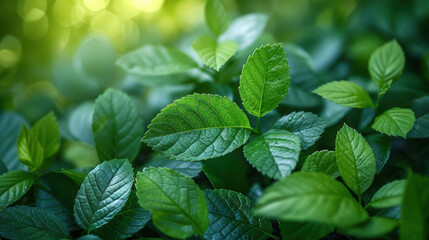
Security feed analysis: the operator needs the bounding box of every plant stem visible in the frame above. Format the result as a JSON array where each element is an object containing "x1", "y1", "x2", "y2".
[
  {"x1": 375, "y1": 92, "x2": 382, "y2": 108},
  {"x1": 256, "y1": 116, "x2": 261, "y2": 134}
]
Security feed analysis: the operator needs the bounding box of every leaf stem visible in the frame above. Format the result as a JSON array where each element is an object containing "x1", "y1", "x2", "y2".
[{"x1": 375, "y1": 92, "x2": 382, "y2": 108}]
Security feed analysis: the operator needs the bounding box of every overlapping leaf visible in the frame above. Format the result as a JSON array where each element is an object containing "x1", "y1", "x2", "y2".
[
  {"x1": 31, "y1": 112, "x2": 60, "y2": 159},
  {"x1": 301, "y1": 150, "x2": 339, "y2": 178},
  {"x1": 368, "y1": 180, "x2": 406, "y2": 208},
  {"x1": 239, "y1": 43, "x2": 290, "y2": 117},
  {"x1": 366, "y1": 134, "x2": 391, "y2": 174},
  {"x1": 372, "y1": 108, "x2": 415, "y2": 138},
  {"x1": 143, "y1": 94, "x2": 251, "y2": 161},
  {"x1": 279, "y1": 221, "x2": 334, "y2": 240},
  {"x1": 243, "y1": 129, "x2": 301, "y2": 179},
  {"x1": 204, "y1": 0, "x2": 229, "y2": 36},
  {"x1": 342, "y1": 217, "x2": 398, "y2": 239},
  {"x1": 313, "y1": 81, "x2": 374, "y2": 108},
  {"x1": 193, "y1": 36, "x2": 237, "y2": 71},
  {"x1": 0, "y1": 171, "x2": 34, "y2": 210},
  {"x1": 143, "y1": 156, "x2": 202, "y2": 178},
  {"x1": 17, "y1": 125, "x2": 44, "y2": 172}
]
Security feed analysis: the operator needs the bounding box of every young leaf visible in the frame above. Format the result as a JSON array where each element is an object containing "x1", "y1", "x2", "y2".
[
  {"x1": 220, "y1": 13, "x2": 268, "y2": 51},
  {"x1": 368, "y1": 40, "x2": 405, "y2": 95},
  {"x1": 192, "y1": 35, "x2": 237, "y2": 71},
  {"x1": 279, "y1": 221, "x2": 334, "y2": 240},
  {"x1": 116, "y1": 45, "x2": 197, "y2": 76},
  {"x1": 143, "y1": 94, "x2": 252, "y2": 161},
  {"x1": 273, "y1": 111, "x2": 327, "y2": 150},
  {"x1": 92, "y1": 88, "x2": 144, "y2": 162},
  {"x1": 0, "y1": 171, "x2": 34, "y2": 210},
  {"x1": 239, "y1": 43, "x2": 290, "y2": 117},
  {"x1": 335, "y1": 124, "x2": 376, "y2": 197},
  {"x1": 143, "y1": 156, "x2": 203, "y2": 178},
  {"x1": 312, "y1": 81, "x2": 374, "y2": 108},
  {"x1": 204, "y1": 0, "x2": 229, "y2": 36},
  {"x1": 17, "y1": 125, "x2": 44, "y2": 172},
  {"x1": 301, "y1": 150, "x2": 339, "y2": 178},
  {"x1": 93, "y1": 191, "x2": 152, "y2": 240},
  {"x1": 255, "y1": 172, "x2": 368, "y2": 228},
  {"x1": 31, "y1": 112, "x2": 60, "y2": 159},
  {"x1": 0, "y1": 205, "x2": 70, "y2": 240},
  {"x1": 371, "y1": 108, "x2": 416, "y2": 138},
  {"x1": 368, "y1": 179, "x2": 406, "y2": 209},
  {"x1": 203, "y1": 189, "x2": 274, "y2": 240},
  {"x1": 135, "y1": 167, "x2": 209, "y2": 239},
  {"x1": 366, "y1": 134, "x2": 391, "y2": 174},
  {"x1": 400, "y1": 173, "x2": 429, "y2": 240},
  {"x1": 342, "y1": 217, "x2": 398, "y2": 239},
  {"x1": 74, "y1": 159, "x2": 134, "y2": 232},
  {"x1": 243, "y1": 129, "x2": 301, "y2": 179}
]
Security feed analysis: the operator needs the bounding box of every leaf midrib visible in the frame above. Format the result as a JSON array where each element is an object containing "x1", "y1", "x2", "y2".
[{"x1": 144, "y1": 125, "x2": 252, "y2": 140}]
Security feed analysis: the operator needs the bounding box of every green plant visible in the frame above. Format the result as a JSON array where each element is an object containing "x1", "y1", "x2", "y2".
[{"x1": 1, "y1": 0, "x2": 429, "y2": 240}]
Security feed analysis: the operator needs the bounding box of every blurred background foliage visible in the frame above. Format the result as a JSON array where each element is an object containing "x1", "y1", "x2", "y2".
[{"x1": 0, "y1": 0, "x2": 428, "y2": 176}]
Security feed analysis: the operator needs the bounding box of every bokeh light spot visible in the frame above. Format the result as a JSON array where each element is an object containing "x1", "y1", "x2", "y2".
[
  {"x1": 131, "y1": 0, "x2": 164, "y2": 13},
  {"x1": 83, "y1": 0, "x2": 110, "y2": 11}
]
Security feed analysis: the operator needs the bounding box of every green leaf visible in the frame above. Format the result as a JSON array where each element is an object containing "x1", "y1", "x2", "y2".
[
  {"x1": 368, "y1": 180, "x2": 406, "y2": 209},
  {"x1": 279, "y1": 221, "x2": 334, "y2": 240},
  {"x1": 58, "y1": 169, "x2": 87, "y2": 185},
  {"x1": 0, "y1": 171, "x2": 34, "y2": 210},
  {"x1": 400, "y1": 172, "x2": 429, "y2": 240},
  {"x1": 366, "y1": 134, "x2": 391, "y2": 174},
  {"x1": 0, "y1": 111, "x2": 27, "y2": 171},
  {"x1": 372, "y1": 108, "x2": 416, "y2": 138},
  {"x1": 301, "y1": 150, "x2": 339, "y2": 178},
  {"x1": 239, "y1": 43, "x2": 290, "y2": 117},
  {"x1": 255, "y1": 172, "x2": 368, "y2": 228},
  {"x1": 368, "y1": 40, "x2": 405, "y2": 95},
  {"x1": 220, "y1": 13, "x2": 268, "y2": 51},
  {"x1": 192, "y1": 36, "x2": 237, "y2": 71},
  {"x1": 335, "y1": 124, "x2": 376, "y2": 197},
  {"x1": 203, "y1": 189, "x2": 274, "y2": 240},
  {"x1": 342, "y1": 217, "x2": 398, "y2": 239},
  {"x1": 407, "y1": 113, "x2": 429, "y2": 138},
  {"x1": 313, "y1": 81, "x2": 374, "y2": 108},
  {"x1": 0, "y1": 161, "x2": 7, "y2": 174},
  {"x1": 135, "y1": 167, "x2": 209, "y2": 239},
  {"x1": 0, "y1": 205, "x2": 70, "y2": 240},
  {"x1": 204, "y1": 0, "x2": 229, "y2": 36},
  {"x1": 143, "y1": 94, "x2": 251, "y2": 161},
  {"x1": 243, "y1": 129, "x2": 301, "y2": 179},
  {"x1": 93, "y1": 191, "x2": 152, "y2": 240},
  {"x1": 143, "y1": 155, "x2": 202, "y2": 178},
  {"x1": 74, "y1": 159, "x2": 134, "y2": 232},
  {"x1": 92, "y1": 88, "x2": 144, "y2": 162},
  {"x1": 273, "y1": 111, "x2": 327, "y2": 150},
  {"x1": 17, "y1": 125, "x2": 44, "y2": 172},
  {"x1": 31, "y1": 112, "x2": 60, "y2": 158},
  {"x1": 116, "y1": 45, "x2": 197, "y2": 76}
]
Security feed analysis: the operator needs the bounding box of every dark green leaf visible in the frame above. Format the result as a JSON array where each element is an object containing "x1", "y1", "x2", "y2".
[
  {"x1": 0, "y1": 111, "x2": 27, "y2": 171},
  {"x1": 0, "y1": 205, "x2": 70, "y2": 240},
  {"x1": 0, "y1": 171, "x2": 34, "y2": 210},
  {"x1": 273, "y1": 111, "x2": 327, "y2": 150},
  {"x1": 407, "y1": 113, "x2": 429, "y2": 138},
  {"x1": 313, "y1": 81, "x2": 374, "y2": 108},
  {"x1": 372, "y1": 108, "x2": 415, "y2": 138},
  {"x1": 92, "y1": 88, "x2": 144, "y2": 162},
  {"x1": 143, "y1": 94, "x2": 251, "y2": 161},
  {"x1": 74, "y1": 159, "x2": 134, "y2": 232},
  {"x1": 192, "y1": 35, "x2": 237, "y2": 71},
  {"x1": 366, "y1": 134, "x2": 391, "y2": 174},
  {"x1": 135, "y1": 167, "x2": 209, "y2": 239},
  {"x1": 279, "y1": 221, "x2": 334, "y2": 240},
  {"x1": 143, "y1": 155, "x2": 202, "y2": 178},
  {"x1": 203, "y1": 189, "x2": 274, "y2": 240},
  {"x1": 239, "y1": 43, "x2": 290, "y2": 117},
  {"x1": 335, "y1": 124, "x2": 376, "y2": 197},
  {"x1": 255, "y1": 172, "x2": 368, "y2": 228},
  {"x1": 204, "y1": 0, "x2": 229, "y2": 36},
  {"x1": 243, "y1": 129, "x2": 301, "y2": 179},
  {"x1": 301, "y1": 150, "x2": 339, "y2": 178}
]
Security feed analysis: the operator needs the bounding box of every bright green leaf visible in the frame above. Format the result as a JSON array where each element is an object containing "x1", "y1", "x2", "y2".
[
  {"x1": 17, "y1": 125, "x2": 44, "y2": 172},
  {"x1": 313, "y1": 81, "x2": 374, "y2": 108},
  {"x1": 204, "y1": 0, "x2": 229, "y2": 36},
  {"x1": 372, "y1": 108, "x2": 416, "y2": 138},
  {"x1": 335, "y1": 124, "x2": 376, "y2": 197},
  {"x1": 273, "y1": 111, "x2": 327, "y2": 150},
  {"x1": 342, "y1": 217, "x2": 398, "y2": 239},
  {"x1": 366, "y1": 134, "x2": 391, "y2": 174},
  {"x1": 279, "y1": 221, "x2": 334, "y2": 240},
  {"x1": 400, "y1": 173, "x2": 429, "y2": 240},
  {"x1": 74, "y1": 159, "x2": 134, "y2": 232},
  {"x1": 0, "y1": 171, "x2": 34, "y2": 210},
  {"x1": 368, "y1": 180, "x2": 406, "y2": 209},
  {"x1": 243, "y1": 129, "x2": 301, "y2": 179},
  {"x1": 135, "y1": 167, "x2": 209, "y2": 239},
  {"x1": 0, "y1": 205, "x2": 70, "y2": 240},
  {"x1": 368, "y1": 40, "x2": 405, "y2": 95},
  {"x1": 203, "y1": 189, "x2": 274, "y2": 240},
  {"x1": 255, "y1": 172, "x2": 368, "y2": 228},
  {"x1": 92, "y1": 88, "x2": 144, "y2": 162},
  {"x1": 301, "y1": 150, "x2": 339, "y2": 178},
  {"x1": 192, "y1": 35, "x2": 237, "y2": 71},
  {"x1": 31, "y1": 112, "x2": 60, "y2": 159},
  {"x1": 93, "y1": 191, "x2": 152, "y2": 240},
  {"x1": 143, "y1": 94, "x2": 251, "y2": 161},
  {"x1": 116, "y1": 45, "x2": 197, "y2": 76},
  {"x1": 239, "y1": 43, "x2": 290, "y2": 117}
]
